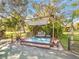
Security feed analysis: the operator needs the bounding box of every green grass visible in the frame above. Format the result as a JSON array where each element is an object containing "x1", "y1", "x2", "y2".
[{"x1": 60, "y1": 32, "x2": 79, "y2": 50}]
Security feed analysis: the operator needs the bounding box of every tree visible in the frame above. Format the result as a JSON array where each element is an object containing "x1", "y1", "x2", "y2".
[{"x1": 0, "y1": 18, "x2": 6, "y2": 40}]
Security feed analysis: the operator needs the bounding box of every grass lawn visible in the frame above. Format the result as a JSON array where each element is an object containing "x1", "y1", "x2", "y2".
[{"x1": 60, "y1": 32, "x2": 79, "y2": 50}]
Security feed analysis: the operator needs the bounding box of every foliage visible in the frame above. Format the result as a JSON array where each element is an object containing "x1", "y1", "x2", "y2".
[
  {"x1": 71, "y1": 2, "x2": 78, "y2": 6},
  {"x1": 54, "y1": 20, "x2": 62, "y2": 37},
  {"x1": 28, "y1": 25, "x2": 42, "y2": 36},
  {"x1": 73, "y1": 9, "x2": 79, "y2": 17},
  {"x1": 51, "y1": 0, "x2": 60, "y2": 3}
]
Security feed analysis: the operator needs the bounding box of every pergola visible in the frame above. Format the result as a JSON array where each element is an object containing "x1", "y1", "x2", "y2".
[
  {"x1": 25, "y1": 18, "x2": 49, "y2": 26},
  {"x1": 21, "y1": 17, "x2": 55, "y2": 48}
]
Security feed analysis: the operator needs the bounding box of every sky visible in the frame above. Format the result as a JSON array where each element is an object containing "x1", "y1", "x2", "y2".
[{"x1": 0, "y1": 0, "x2": 79, "y2": 20}]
